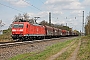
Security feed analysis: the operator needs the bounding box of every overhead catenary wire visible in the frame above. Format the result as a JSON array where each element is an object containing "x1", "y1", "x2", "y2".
[
  {"x1": 0, "y1": 2, "x2": 35, "y2": 18},
  {"x1": 39, "y1": 0, "x2": 51, "y2": 12},
  {"x1": 39, "y1": 0, "x2": 45, "y2": 4},
  {"x1": 0, "y1": 2, "x2": 25, "y2": 13},
  {"x1": 22, "y1": 0, "x2": 42, "y2": 11}
]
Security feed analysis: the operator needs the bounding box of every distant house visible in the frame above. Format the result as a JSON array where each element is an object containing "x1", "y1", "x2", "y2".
[{"x1": 0, "y1": 30, "x2": 3, "y2": 35}]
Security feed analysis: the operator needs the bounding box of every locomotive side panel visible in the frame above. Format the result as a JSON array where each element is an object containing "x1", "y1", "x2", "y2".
[{"x1": 32, "y1": 24, "x2": 46, "y2": 36}]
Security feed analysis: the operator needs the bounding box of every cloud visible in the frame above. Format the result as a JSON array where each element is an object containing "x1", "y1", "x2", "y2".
[
  {"x1": 6, "y1": 0, "x2": 29, "y2": 7},
  {"x1": 28, "y1": 11, "x2": 49, "y2": 18},
  {"x1": 45, "y1": 0, "x2": 84, "y2": 12},
  {"x1": 82, "y1": 0, "x2": 90, "y2": 6}
]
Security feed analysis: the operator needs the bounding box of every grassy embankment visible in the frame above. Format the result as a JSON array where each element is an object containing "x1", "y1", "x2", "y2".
[
  {"x1": 10, "y1": 37, "x2": 79, "y2": 60},
  {"x1": 55, "y1": 36, "x2": 90, "y2": 60},
  {"x1": 0, "y1": 29, "x2": 12, "y2": 42},
  {"x1": 77, "y1": 36, "x2": 90, "y2": 60}
]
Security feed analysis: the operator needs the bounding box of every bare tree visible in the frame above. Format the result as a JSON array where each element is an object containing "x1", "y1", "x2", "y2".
[
  {"x1": 13, "y1": 13, "x2": 23, "y2": 22},
  {"x1": 0, "y1": 20, "x2": 5, "y2": 28},
  {"x1": 0, "y1": 20, "x2": 2, "y2": 25},
  {"x1": 12, "y1": 13, "x2": 35, "y2": 24},
  {"x1": 23, "y1": 13, "x2": 29, "y2": 21},
  {"x1": 85, "y1": 14, "x2": 90, "y2": 35},
  {"x1": 39, "y1": 20, "x2": 49, "y2": 26},
  {"x1": 0, "y1": 20, "x2": 5, "y2": 34}
]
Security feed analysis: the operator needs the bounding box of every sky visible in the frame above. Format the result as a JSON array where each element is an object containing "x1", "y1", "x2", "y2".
[{"x1": 0, "y1": 0, "x2": 90, "y2": 32}]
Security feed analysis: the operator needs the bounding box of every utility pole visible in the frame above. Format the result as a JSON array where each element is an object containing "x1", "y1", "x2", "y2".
[
  {"x1": 66, "y1": 23, "x2": 67, "y2": 26},
  {"x1": 49, "y1": 12, "x2": 51, "y2": 26},
  {"x1": 82, "y1": 11, "x2": 84, "y2": 35}
]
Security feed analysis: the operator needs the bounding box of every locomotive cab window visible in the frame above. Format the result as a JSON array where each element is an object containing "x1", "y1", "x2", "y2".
[
  {"x1": 19, "y1": 24, "x2": 23, "y2": 28},
  {"x1": 13, "y1": 24, "x2": 18, "y2": 28},
  {"x1": 13, "y1": 24, "x2": 24, "y2": 28}
]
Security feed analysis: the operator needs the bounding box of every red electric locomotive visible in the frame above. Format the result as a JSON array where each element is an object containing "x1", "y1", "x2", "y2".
[{"x1": 12, "y1": 22, "x2": 46, "y2": 41}]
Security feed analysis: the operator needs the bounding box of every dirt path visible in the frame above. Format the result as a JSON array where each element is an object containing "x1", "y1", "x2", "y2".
[
  {"x1": 47, "y1": 40, "x2": 76, "y2": 60},
  {"x1": 66, "y1": 39, "x2": 81, "y2": 60},
  {"x1": 47, "y1": 38, "x2": 81, "y2": 60}
]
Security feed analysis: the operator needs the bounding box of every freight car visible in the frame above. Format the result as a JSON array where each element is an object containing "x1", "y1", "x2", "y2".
[{"x1": 11, "y1": 22, "x2": 78, "y2": 41}]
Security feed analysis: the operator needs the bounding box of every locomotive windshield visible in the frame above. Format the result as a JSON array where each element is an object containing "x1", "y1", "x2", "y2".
[{"x1": 13, "y1": 24, "x2": 24, "y2": 28}]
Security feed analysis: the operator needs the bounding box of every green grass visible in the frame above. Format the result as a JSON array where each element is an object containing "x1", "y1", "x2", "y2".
[
  {"x1": 55, "y1": 38, "x2": 79, "y2": 60},
  {"x1": 9, "y1": 52, "x2": 35, "y2": 60},
  {"x1": 77, "y1": 36, "x2": 90, "y2": 60},
  {"x1": 0, "y1": 28, "x2": 12, "y2": 42},
  {"x1": 9, "y1": 38, "x2": 76, "y2": 60}
]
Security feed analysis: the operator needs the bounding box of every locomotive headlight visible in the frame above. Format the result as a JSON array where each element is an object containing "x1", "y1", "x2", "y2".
[
  {"x1": 20, "y1": 29, "x2": 23, "y2": 31},
  {"x1": 12, "y1": 29, "x2": 16, "y2": 31}
]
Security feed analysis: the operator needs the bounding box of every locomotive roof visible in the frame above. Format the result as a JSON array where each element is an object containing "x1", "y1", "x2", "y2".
[
  {"x1": 13, "y1": 22, "x2": 44, "y2": 27},
  {"x1": 13, "y1": 22, "x2": 28, "y2": 23}
]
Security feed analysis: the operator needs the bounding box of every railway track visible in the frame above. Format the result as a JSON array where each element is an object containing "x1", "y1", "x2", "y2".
[{"x1": 0, "y1": 37, "x2": 69, "y2": 48}]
